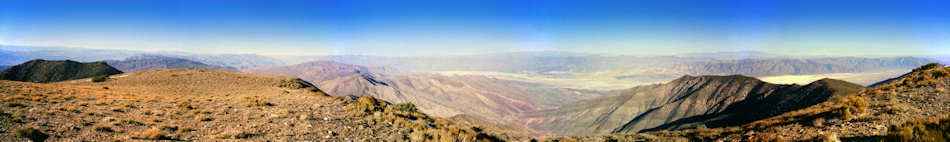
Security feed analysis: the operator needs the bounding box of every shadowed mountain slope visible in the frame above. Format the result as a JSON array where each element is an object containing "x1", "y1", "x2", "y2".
[
  {"x1": 618, "y1": 63, "x2": 950, "y2": 141},
  {"x1": 529, "y1": 75, "x2": 864, "y2": 136},
  {"x1": 105, "y1": 55, "x2": 236, "y2": 72},
  {"x1": 636, "y1": 78, "x2": 864, "y2": 132},
  {"x1": 0, "y1": 60, "x2": 123, "y2": 83}
]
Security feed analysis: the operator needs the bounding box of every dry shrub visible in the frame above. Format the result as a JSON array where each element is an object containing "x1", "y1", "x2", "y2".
[
  {"x1": 133, "y1": 128, "x2": 172, "y2": 140},
  {"x1": 885, "y1": 115, "x2": 950, "y2": 141},
  {"x1": 811, "y1": 117, "x2": 825, "y2": 127},
  {"x1": 346, "y1": 96, "x2": 387, "y2": 116},
  {"x1": 828, "y1": 95, "x2": 869, "y2": 120},
  {"x1": 748, "y1": 132, "x2": 784, "y2": 142},
  {"x1": 933, "y1": 69, "x2": 950, "y2": 78},
  {"x1": 244, "y1": 96, "x2": 272, "y2": 107},
  {"x1": 820, "y1": 133, "x2": 839, "y2": 142},
  {"x1": 912, "y1": 63, "x2": 944, "y2": 72}
]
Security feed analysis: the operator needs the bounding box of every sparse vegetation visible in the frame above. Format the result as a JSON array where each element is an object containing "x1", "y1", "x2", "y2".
[
  {"x1": 827, "y1": 95, "x2": 869, "y2": 120},
  {"x1": 14, "y1": 127, "x2": 49, "y2": 142},
  {"x1": 244, "y1": 96, "x2": 273, "y2": 107},
  {"x1": 0, "y1": 68, "x2": 512, "y2": 141},
  {"x1": 912, "y1": 63, "x2": 944, "y2": 72},
  {"x1": 885, "y1": 115, "x2": 950, "y2": 141}
]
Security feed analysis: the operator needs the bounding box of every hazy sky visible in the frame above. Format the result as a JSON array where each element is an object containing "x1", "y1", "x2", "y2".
[{"x1": 0, "y1": 0, "x2": 947, "y2": 56}]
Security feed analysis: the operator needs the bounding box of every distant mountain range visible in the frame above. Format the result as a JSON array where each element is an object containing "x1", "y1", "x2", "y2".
[
  {"x1": 0, "y1": 46, "x2": 283, "y2": 70},
  {"x1": 0, "y1": 60, "x2": 123, "y2": 83},
  {"x1": 104, "y1": 55, "x2": 236, "y2": 72},
  {"x1": 675, "y1": 57, "x2": 933, "y2": 76},
  {"x1": 527, "y1": 75, "x2": 863, "y2": 136},
  {"x1": 244, "y1": 61, "x2": 602, "y2": 128}
]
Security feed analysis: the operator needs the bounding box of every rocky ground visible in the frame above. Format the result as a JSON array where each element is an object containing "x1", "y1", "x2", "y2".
[{"x1": 0, "y1": 69, "x2": 508, "y2": 141}]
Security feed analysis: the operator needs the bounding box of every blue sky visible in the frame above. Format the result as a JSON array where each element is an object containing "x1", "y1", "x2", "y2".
[{"x1": 0, "y1": 0, "x2": 947, "y2": 56}]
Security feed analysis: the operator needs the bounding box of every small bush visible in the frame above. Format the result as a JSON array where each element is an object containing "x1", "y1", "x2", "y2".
[
  {"x1": 91, "y1": 75, "x2": 108, "y2": 82},
  {"x1": 933, "y1": 69, "x2": 950, "y2": 78},
  {"x1": 244, "y1": 96, "x2": 273, "y2": 107},
  {"x1": 347, "y1": 96, "x2": 387, "y2": 116},
  {"x1": 14, "y1": 127, "x2": 48, "y2": 142},
  {"x1": 829, "y1": 96, "x2": 869, "y2": 120},
  {"x1": 695, "y1": 124, "x2": 708, "y2": 130},
  {"x1": 811, "y1": 117, "x2": 825, "y2": 127},
  {"x1": 392, "y1": 103, "x2": 418, "y2": 113},
  {"x1": 913, "y1": 63, "x2": 944, "y2": 72}
]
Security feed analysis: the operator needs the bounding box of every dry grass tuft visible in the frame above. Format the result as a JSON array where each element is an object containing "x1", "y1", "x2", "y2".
[
  {"x1": 885, "y1": 115, "x2": 950, "y2": 141},
  {"x1": 133, "y1": 128, "x2": 173, "y2": 140},
  {"x1": 243, "y1": 96, "x2": 273, "y2": 107}
]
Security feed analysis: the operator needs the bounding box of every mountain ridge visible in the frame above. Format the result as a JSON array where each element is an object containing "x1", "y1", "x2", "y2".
[
  {"x1": 529, "y1": 74, "x2": 864, "y2": 136},
  {"x1": 0, "y1": 59, "x2": 123, "y2": 83},
  {"x1": 105, "y1": 55, "x2": 236, "y2": 72}
]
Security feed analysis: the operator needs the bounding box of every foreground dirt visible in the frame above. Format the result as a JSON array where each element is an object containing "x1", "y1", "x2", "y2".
[{"x1": 0, "y1": 69, "x2": 507, "y2": 141}]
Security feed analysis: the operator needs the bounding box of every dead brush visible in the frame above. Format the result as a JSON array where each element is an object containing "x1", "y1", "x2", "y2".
[
  {"x1": 243, "y1": 96, "x2": 273, "y2": 107},
  {"x1": 133, "y1": 128, "x2": 173, "y2": 140}
]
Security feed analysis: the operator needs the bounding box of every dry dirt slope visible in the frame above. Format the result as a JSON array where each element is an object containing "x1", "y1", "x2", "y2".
[{"x1": 0, "y1": 69, "x2": 508, "y2": 141}]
